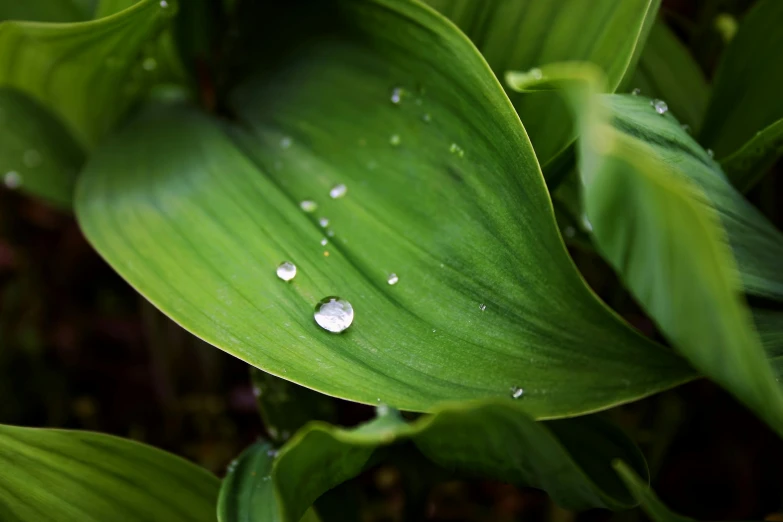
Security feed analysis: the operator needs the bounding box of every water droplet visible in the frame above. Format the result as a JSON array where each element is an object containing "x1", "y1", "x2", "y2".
[
  {"x1": 631, "y1": 88, "x2": 641, "y2": 96},
  {"x1": 326, "y1": 229, "x2": 335, "y2": 237},
  {"x1": 564, "y1": 226, "x2": 576, "y2": 238},
  {"x1": 376, "y1": 404, "x2": 390, "y2": 416},
  {"x1": 651, "y1": 99, "x2": 668, "y2": 115},
  {"x1": 449, "y1": 143, "x2": 464, "y2": 157},
  {"x1": 159, "y1": 0, "x2": 169, "y2": 8},
  {"x1": 142, "y1": 57, "x2": 157, "y2": 71},
  {"x1": 681, "y1": 123, "x2": 691, "y2": 134},
  {"x1": 479, "y1": 303, "x2": 487, "y2": 311},
  {"x1": 280, "y1": 137, "x2": 292, "y2": 149},
  {"x1": 511, "y1": 386, "x2": 524, "y2": 399},
  {"x1": 390, "y1": 87, "x2": 404, "y2": 105},
  {"x1": 529, "y1": 67, "x2": 542, "y2": 80},
  {"x1": 320, "y1": 238, "x2": 328, "y2": 246},
  {"x1": 329, "y1": 183, "x2": 347, "y2": 199},
  {"x1": 318, "y1": 217, "x2": 329, "y2": 228},
  {"x1": 387, "y1": 273, "x2": 399, "y2": 285},
  {"x1": 432, "y1": 329, "x2": 436, "y2": 333},
  {"x1": 4, "y1": 171, "x2": 21, "y2": 189},
  {"x1": 422, "y1": 113, "x2": 431, "y2": 123},
  {"x1": 276, "y1": 261, "x2": 296, "y2": 281},
  {"x1": 707, "y1": 148, "x2": 714, "y2": 158},
  {"x1": 267, "y1": 449, "x2": 279, "y2": 458},
  {"x1": 300, "y1": 200, "x2": 317, "y2": 213},
  {"x1": 314, "y1": 296, "x2": 354, "y2": 333},
  {"x1": 227, "y1": 459, "x2": 238, "y2": 473},
  {"x1": 389, "y1": 134, "x2": 401, "y2": 147},
  {"x1": 23, "y1": 149, "x2": 42, "y2": 168},
  {"x1": 252, "y1": 386, "x2": 262, "y2": 397}
]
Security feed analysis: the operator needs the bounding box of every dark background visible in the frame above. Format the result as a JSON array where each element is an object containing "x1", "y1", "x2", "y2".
[{"x1": 1, "y1": 0, "x2": 781, "y2": 520}]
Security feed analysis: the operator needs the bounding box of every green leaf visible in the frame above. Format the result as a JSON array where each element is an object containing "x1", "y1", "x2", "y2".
[
  {"x1": 77, "y1": 0, "x2": 693, "y2": 417},
  {"x1": 251, "y1": 369, "x2": 337, "y2": 445},
  {"x1": 700, "y1": 0, "x2": 783, "y2": 159},
  {"x1": 425, "y1": 0, "x2": 659, "y2": 166},
  {"x1": 0, "y1": 88, "x2": 85, "y2": 207},
  {"x1": 0, "y1": 424, "x2": 219, "y2": 522},
  {"x1": 218, "y1": 401, "x2": 648, "y2": 522},
  {"x1": 721, "y1": 118, "x2": 783, "y2": 193},
  {"x1": 507, "y1": 63, "x2": 783, "y2": 437},
  {"x1": 0, "y1": 0, "x2": 175, "y2": 148},
  {"x1": 629, "y1": 22, "x2": 710, "y2": 133},
  {"x1": 613, "y1": 460, "x2": 694, "y2": 522},
  {"x1": 0, "y1": 0, "x2": 89, "y2": 23}
]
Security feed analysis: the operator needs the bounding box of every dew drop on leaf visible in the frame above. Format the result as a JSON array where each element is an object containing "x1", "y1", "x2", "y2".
[
  {"x1": 631, "y1": 88, "x2": 641, "y2": 96},
  {"x1": 422, "y1": 113, "x2": 431, "y2": 123},
  {"x1": 329, "y1": 183, "x2": 347, "y2": 199},
  {"x1": 707, "y1": 148, "x2": 715, "y2": 158},
  {"x1": 300, "y1": 200, "x2": 318, "y2": 213},
  {"x1": 314, "y1": 297, "x2": 354, "y2": 333},
  {"x1": 511, "y1": 386, "x2": 524, "y2": 399},
  {"x1": 479, "y1": 303, "x2": 487, "y2": 311},
  {"x1": 319, "y1": 217, "x2": 329, "y2": 228},
  {"x1": 390, "y1": 87, "x2": 404, "y2": 105},
  {"x1": 449, "y1": 143, "x2": 464, "y2": 157},
  {"x1": 320, "y1": 238, "x2": 328, "y2": 246},
  {"x1": 3, "y1": 171, "x2": 21, "y2": 189},
  {"x1": 387, "y1": 273, "x2": 399, "y2": 285},
  {"x1": 389, "y1": 134, "x2": 401, "y2": 147},
  {"x1": 651, "y1": 99, "x2": 668, "y2": 115},
  {"x1": 276, "y1": 261, "x2": 297, "y2": 282}
]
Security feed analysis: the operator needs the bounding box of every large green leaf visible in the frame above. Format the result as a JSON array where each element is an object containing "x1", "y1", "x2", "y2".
[
  {"x1": 0, "y1": 87, "x2": 85, "y2": 207},
  {"x1": 629, "y1": 22, "x2": 710, "y2": 133},
  {"x1": 77, "y1": 0, "x2": 693, "y2": 416},
  {"x1": 0, "y1": 0, "x2": 89, "y2": 23},
  {"x1": 218, "y1": 401, "x2": 648, "y2": 522},
  {"x1": 507, "y1": 64, "x2": 783, "y2": 437},
  {"x1": 0, "y1": 0, "x2": 175, "y2": 147},
  {"x1": 426, "y1": 0, "x2": 659, "y2": 166},
  {"x1": 700, "y1": 0, "x2": 783, "y2": 159},
  {"x1": 0, "y1": 424, "x2": 219, "y2": 521}
]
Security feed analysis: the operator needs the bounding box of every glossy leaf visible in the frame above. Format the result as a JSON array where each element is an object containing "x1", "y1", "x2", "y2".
[
  {"x1": 629, "y1": 22, "x2": 710, "y2": 133},
  {"x1": 507, "y1": 63, "x2": 783, "y2": 437},
  {"x1": 77, "y1": 0, "x2": 693, "y2": 416},
  {"x1": 426, "y1": 0, "x2": 659, "y2": 166},
  {"x1": 0, "y1": 424, "x2": 219, "y2": 521},
  {"x1": 0, "y1": 0, "x2": 89, "y2": 23},
  {"x1": 613, "y1": 460, "x2": 694, "y2": 522},
  {"x1": 218, "y1": 401, "x2": 648, "y2": 522},
  {"x1": 722, "y1": 118, "x2": 783, "y2": 193},
  {"x1": 0, "y1": 0, "x2": 175, "y2": 147},
  {"x1": 700, "y1": 0, "x2": 783, "y2": 159},
  {"x1": 0, "y1": 88, "x2": 85, "y2": 207}
]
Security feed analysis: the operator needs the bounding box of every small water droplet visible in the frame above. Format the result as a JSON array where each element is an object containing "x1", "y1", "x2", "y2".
[
  {"x1": 387, "y1": 273, "x2": 399, "y2": 285},
  {"x1": 4, "y1": 171, "x2": 21, "y2": 189},
  {"x1": 681, "y1": 123, "x2": 691, "y2": 134},
  {"x1": 276, "y1": 261, "x2": 296, "y2": 281},
  {"x1": 511, "y1": 386, "x2": 524, "y2": 399},
  {"x1": 479, "y1": 303, "x2": 487, "y2": 311},
  {"x1": 142, "y1": 57, "x2": 157, "y2": 71},
  {"x1": 631, "y1": 88, "x2": 641, "y2": 96},
  {"x1": 314, "y1": 296, "x2": 354, "y2": 333},
  {"x1": 300, "y1": 200, "x2": 317, "y2": 213},
  {"x1": 23, "y1": 149, "x2": 42, "y2": 168},
  {"x1": 320, "y1": 238, "x2": 328, "y2": 246},
  {"x1": 227, "y1": 459, "x2": 238, "y2": 472},
  {"x1": 529, "y1": 67, "x2": 542, "y2": 80},
  {"x1": 267, "y1": 449, "x2": 279, "y2": 458},
  {"x1": 449, "y1": 143, "x2": 464, "y2": 157},
  {"x1": 329, "y1": 183, "x2": 347, "y2": 199},
  {"x1": 390, "y1": 87, "x2": 404, "y2": 105},
  {"x1": 651, "y1": 99, "x2": 668, "y2": 115},
  {"x1": 432, "y1": 329, "x2": 436, "y2": 333},
  {"x1": 252, "y1": 386, "x2": 262, "y2": 397},
  {"x1": 376, "y1": 404, "x2": 390, "y2": 416},
  {"x1": 421, "y1": 113, "x2": 431, "y2": 123},
  {"x1": 581, "y1": 214, "x2": 593, "y2": 232},
  {"x1": 318, "y1": 217, "x2": 329, "y2": 228},
  {"x1": 280, "y1": 136, "x2": 292, "y2": 149},
  {"x1": 389, "y1": 134, "x2": 401, "y2": 147},
  {"x1": 326, "y1": 229, "x2": 335, "y2": 237},
  {"x1": 707, "y1": 148, "x2": 714, "y2": 158},
  {"x1": 159, "y1": 0, "x2": 169, "y2": 8}
]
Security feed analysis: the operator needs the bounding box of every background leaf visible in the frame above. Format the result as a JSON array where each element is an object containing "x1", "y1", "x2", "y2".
[
  {"x1": 700, "y1": 0, "x2": 783, "y2": 159},
  {"x1": 0, "y1": 0, "x2": 175, "y2": 147},
  {"x1": 0, "y1": 88, "x2": 85, "y2": 207},
  {"x1": 0, "y1": 424, "x2": 219, "y2": 522},
  {"x1": 721, "y1": 118, "x2": 783, "y2": 193},
  {"x1": 507, "y1": 63, "x2": 783, "y2": 437},
  {"x1": 0, "y1": 0, "x2": 90, "y2": 23},
  {"x1": 426, "y1": 0, "x2": 659, "y2": 167},
  {"x1": 218, "y1": 401, "x2": 648, "y2": 522},
  {"x1": 77, "y1": 0, "x2": 693, "y2": 417},
  {"x1": 613, "y1": 460, "x2": 694, "y2": 522}
]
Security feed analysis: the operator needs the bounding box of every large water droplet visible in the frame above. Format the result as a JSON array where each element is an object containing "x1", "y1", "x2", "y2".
[
  {"x1": 23, "y1": 149, "x2": 42, "y2": 168},
  {"x1": 300, "y1": 200, "x2": 317, "y2": 213},
  {"x1": 387, "y1": 273, "x2": 399, "y2": 285},
  {"x1": 142, "y1": 57, "x2": 158, "y2": 71},
  {"x1": 329, "y1": 183, "x2": 347, "y2": 199},
  {"x1": 651, "y1": 99, "x2": 668, "y2": 115},
  {"x1": 631, "y1": 88, "x2": 641, "y2": 96},
  {"x1": 276, "y1": 261, "x2": 296, "y2": 281},
  {"x1": 389, "y1": 134, "x2": 401, "y2": 147},
  {"x1": 318, "y1": 217, "x2": 329, "y2": 228},
  {"x1": 390, "y1": 87, "x2": 404, "y2": 105},
  {"x1": 449, "y1": 143, "x2": 464, "y2": 157},
  {"x1": 511, "y1": 386, "x2": 524, "y2": 399},
  {"x1": 4, "y1": 171, "x2": 21, "y2": 189},
  {"x1": 314, "y1": 297, "x2": 354, "y2": 333}
]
